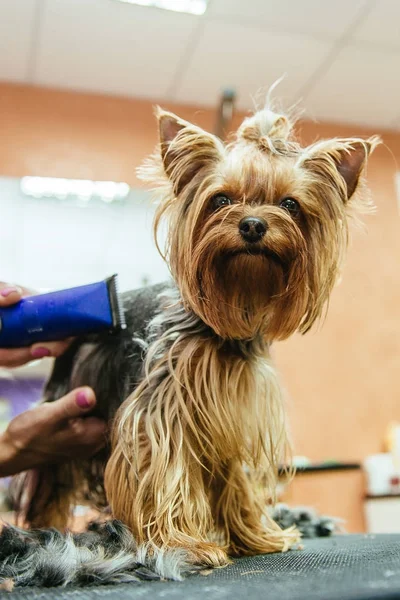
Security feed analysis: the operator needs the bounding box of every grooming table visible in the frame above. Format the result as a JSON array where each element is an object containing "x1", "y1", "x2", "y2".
[{"x1": 6, "y1": 534, "x2": 400, "y2": 600}]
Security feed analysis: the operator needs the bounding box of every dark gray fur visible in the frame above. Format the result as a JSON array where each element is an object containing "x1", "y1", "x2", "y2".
[
  {"x1": 0, "y1": 520, "x2": 198, "y2": 587},
  {"x1": 272, "y1": 504, "x2": 341, "y2": 538}
]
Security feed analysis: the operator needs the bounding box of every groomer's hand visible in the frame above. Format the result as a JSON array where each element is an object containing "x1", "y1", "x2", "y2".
[
  {"x1": 0, "y1": 387, "x2": 107, "y2": 476},
  {"x1": 0, "y1": 282, "x2": 73, "y2": 367}
]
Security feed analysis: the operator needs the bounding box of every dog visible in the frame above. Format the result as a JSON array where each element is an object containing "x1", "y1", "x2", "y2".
[{"x1": 0, "y1": 103, "x2": 378, "y2": 587}]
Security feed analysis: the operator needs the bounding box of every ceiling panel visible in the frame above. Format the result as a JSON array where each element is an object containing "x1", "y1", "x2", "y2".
[
  {"x1": 174, "y1": 21, "x2": 336, "y2": 111},
  {"x1": 207, "y1": 0, "x2": 369, "y2": 39},
  {"x1": 305, "y1": 42, "x2": 400, "y2": 129},
  {"x1": 353, "y1": 0, "x2": 400, "y2": 50},
  {"x1": 34, "y1": 0, "x2": 198, "y2": 98},
  {"x1": 0, "y1": 0, "x2": 398, "y2": 130},
  {"x1": 0, "y1": 0, "x2": 38, "y2": 82}
]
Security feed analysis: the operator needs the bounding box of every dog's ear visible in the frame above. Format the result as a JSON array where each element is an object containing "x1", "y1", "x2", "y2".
[
  {"x1": 301, "y1": 136, "x2": 380, "y2": 202},
  {"x1": 157, "y1": 108, "x2": 223, "y2": 194}
]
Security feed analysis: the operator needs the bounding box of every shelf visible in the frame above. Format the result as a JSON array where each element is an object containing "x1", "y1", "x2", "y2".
[{"x1": 279, "y1": 463, "x2": 361, "y2": 476}]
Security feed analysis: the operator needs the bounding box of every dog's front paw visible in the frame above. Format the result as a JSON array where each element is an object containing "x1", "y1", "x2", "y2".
[
  {"x1": 186, "y1": 542, "x2": 229, "y2": 568},
  {"x1": 229, "y1": 525, "x2": 301, "y2": 556}
]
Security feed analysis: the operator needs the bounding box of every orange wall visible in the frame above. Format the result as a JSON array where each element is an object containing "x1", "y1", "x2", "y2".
[{"x1": 1, "y1": 83, "x2": 399, "y2": 467}]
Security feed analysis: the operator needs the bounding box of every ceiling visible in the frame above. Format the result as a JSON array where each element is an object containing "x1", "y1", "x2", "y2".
[{"x1": 1, "y1": 0, "x2": 400, "y2": 130}]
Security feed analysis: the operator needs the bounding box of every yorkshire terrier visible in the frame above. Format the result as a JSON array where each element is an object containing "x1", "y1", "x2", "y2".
[{"x1": 0, "y1": 104, "x2": 378, "y2": 586}]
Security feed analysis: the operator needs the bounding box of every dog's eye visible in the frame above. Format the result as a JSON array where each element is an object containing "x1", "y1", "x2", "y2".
[
  {"x1": 279, "y1": 197, "x2": 300, "y2": 217},
  {"x1": 211, "y1": 194, "x2": 232, "y2": 210}
]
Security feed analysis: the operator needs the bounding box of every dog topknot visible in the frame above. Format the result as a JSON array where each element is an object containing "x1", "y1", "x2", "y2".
[
  {"x1": 236, "y1": 108, "x2": 299, "y2": 156},
  {"x1": 237, "y1": 108, "x2": 292, "y2": 141}
]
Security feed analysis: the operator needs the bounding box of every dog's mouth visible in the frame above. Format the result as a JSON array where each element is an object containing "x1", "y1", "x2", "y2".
[{"x1": 226, "y1": 247, "x2": 284, "y2": 266}]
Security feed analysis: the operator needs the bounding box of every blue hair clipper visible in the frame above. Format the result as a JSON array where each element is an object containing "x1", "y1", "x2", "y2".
[{"x1": 0, "y1": 275, "x2": 126, "y2": 348}]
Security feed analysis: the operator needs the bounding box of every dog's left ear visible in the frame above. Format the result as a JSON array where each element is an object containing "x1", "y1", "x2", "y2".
[
  {"x1": 157, "y1": 108, "x2": 223, "y2": 194},
  {"x1": 301, "y1": 136, "x2": 380, "y2": 201}
]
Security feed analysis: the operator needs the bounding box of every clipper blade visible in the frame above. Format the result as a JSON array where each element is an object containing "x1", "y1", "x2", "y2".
[{"x1": 106, "y1": 274, "x2": 127, "y2": 331}]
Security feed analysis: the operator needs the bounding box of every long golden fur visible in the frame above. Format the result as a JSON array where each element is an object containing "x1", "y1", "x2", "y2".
[{"x1": 104, "y1": 106, "x2": 378, "y2": 565}]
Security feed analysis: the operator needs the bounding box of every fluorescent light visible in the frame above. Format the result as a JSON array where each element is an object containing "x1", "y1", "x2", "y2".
[
  {"x1": 114, "y1": 0, "x2": 208, "y2": 16},
  {"x1": 20, "y1": 177, "x2": 130, "y2": 203}
]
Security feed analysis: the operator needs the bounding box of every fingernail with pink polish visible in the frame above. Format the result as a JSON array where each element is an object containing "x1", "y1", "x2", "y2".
[
  {"x1": 1, "y1": 287, "x2": 19, "y2": 298},
  {"x1": 31, "y1": 347, "x2": 51, "y2": 359},
  {"x1": 76, "y1": 390, "x2": 91, "y2": 409}
]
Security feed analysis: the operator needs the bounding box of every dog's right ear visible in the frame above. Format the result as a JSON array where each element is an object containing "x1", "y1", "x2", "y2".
[{"x1": 157, "y1": 108, "x2": 223, "y2": 194}]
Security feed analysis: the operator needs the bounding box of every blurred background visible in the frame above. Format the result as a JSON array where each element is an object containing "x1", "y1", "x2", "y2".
[{"x1": 1, "y1": 0, "x2": 400, "y2": 534}]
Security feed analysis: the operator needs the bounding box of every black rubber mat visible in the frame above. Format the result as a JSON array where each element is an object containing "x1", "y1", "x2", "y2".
[{"x1": 6, "y1": 534, "x2": 400, "y2": 600}]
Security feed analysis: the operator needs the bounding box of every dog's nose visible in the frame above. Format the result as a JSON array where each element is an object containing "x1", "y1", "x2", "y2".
[{"x1": 239, "y1": 217, "x2": 267, "y2": 243}]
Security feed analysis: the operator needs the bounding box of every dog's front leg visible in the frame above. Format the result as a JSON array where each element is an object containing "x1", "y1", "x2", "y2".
[
  {"x1": 104, "y1": 406, "x2": 228, "y2": 569},
  {"x1": 211, "y1": 459, "x2": 300, "y2": 556}
]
